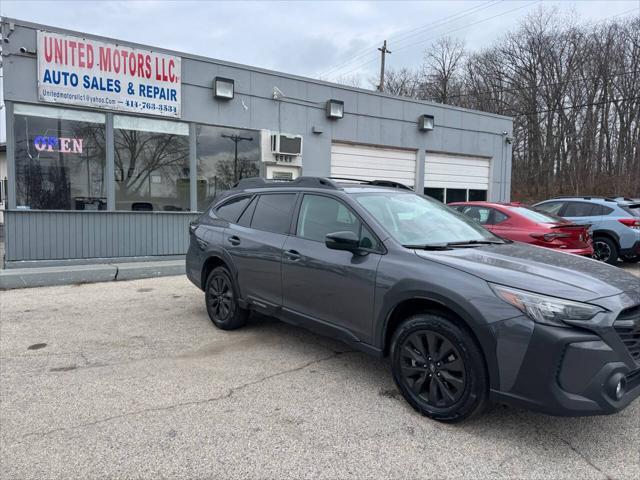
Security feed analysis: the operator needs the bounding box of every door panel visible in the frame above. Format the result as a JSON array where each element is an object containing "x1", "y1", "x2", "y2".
[
  {"x1": 281, "y1": 235, "x2": 381, "y2": 343},
  {"x1": 224, "y1": 193, "x2": 297, "y2": 308},
  {"x1": 224, "y1": 225, "x2": 287, "y2": 307}
]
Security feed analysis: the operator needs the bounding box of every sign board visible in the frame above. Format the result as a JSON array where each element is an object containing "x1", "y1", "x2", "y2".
[{"x1": 37, "y1": 31, "x2": 181, "y2": 118}]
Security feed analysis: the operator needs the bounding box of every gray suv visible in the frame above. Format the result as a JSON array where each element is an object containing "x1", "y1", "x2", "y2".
[
  {"x1": 186, "y1": 177, "x2": 640, "y2": 422},
  {"x1": 534, "y1": 196, "x2": 640, "y2": 265}
]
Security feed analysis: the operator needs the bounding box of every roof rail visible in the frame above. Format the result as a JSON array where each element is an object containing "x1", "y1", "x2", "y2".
[
  {"x1": 329, "y1": 177, "x2": 413, "y2": 191},
  {"x1": 550, "y1": 195, "x2": 617, "y2": 202},
  {"x1": 232, "y1": 176, "x2": 339, "y2": 190}
]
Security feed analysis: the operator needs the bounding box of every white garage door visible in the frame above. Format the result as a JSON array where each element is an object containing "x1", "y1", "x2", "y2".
[
  {"x1": 424, "y1": 153, "x2": 490, "y2": 203},
  {"x1": 331, "y1": 143, "x2": 417, "y2": 188}
]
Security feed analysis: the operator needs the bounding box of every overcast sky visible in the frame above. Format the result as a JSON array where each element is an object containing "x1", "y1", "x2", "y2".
[{"x1": 1, "y1": 0, "x2": 639, "y2": 87}]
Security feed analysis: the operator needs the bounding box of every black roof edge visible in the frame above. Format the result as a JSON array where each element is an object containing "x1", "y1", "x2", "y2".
[
  {"x1": 233, "y1": 177, "x2": 340, "y2": 191},
  {"x1": 550, "y1": 195, "x2": 618, "y2": 202}
]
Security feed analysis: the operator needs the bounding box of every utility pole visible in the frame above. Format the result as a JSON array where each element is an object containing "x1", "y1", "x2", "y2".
[
  {"x1": 221, "y1": 134, "x2": 253, "y2": 182},
  {"x1": 377, "y1": 40, "x2": 391, "y2": 92}
]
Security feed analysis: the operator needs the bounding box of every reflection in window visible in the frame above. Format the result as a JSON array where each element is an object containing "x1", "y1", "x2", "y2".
[
  {"x1": 424, "y1": 188, "x2": 444, "y2": 203},
  {"x1": 196, "y1": 125, "x2": 261, "y2": 210},
  {"x1": 14, "y1": 105, "x2": 106, "y2": 210},
  {"x1": 114, "y1": 116, "x2": 190, "y2": 211}
]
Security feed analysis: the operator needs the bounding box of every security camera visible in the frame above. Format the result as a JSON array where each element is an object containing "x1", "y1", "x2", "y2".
[
  {"x1": 19, "y1": 47, "x2": 28, "y2": 53},
  {"x1": 272, "y1": 86, "x2": 285, "y2": 100}
]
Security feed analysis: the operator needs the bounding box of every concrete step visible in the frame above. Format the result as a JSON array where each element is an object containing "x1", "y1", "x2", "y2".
[{"x1": 0, "y1": 260, "x2": 185, "y2": 290}]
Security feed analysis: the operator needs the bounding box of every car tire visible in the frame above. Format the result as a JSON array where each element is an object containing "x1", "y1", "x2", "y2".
[
  {"x1": 621, "y1": 254, "x2": 639, "y2": 263},
  {"x1": 593, "y1": 236, "x2": 619, "y2": 265},
  {"x1": 205, "y1": 266, "x2": 248, "y2": 330},
  {"x1": 390, "y1": 313, "x2": 489, "y2": 423}
]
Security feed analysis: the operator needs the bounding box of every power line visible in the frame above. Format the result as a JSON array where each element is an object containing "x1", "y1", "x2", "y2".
[
  {"x1": 320, "y1": 0, "x2": 502, "y2": 78},
  {"x1": 335, "y1": 3, "x2": 638, "y2": 83},
  {"x1": 337, "y1": 1, "x2": 540, "y2": 79},
  {"x1": 321, "y1": 0, "x2": 499, "y2": 77},
  {"x1": 393, "y1": 1, "x2": 541, "y2": 55}
]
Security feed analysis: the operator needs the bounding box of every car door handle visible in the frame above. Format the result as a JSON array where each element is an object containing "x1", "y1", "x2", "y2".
[
  {"x1": 283, "y1": 249, "x2": 301, "y2": 261},
  {"x1": 227, "y1": 235, "x2": 241, "y2": 246}
]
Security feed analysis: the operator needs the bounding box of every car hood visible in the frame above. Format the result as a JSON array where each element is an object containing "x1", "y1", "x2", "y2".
[{"x1": 414, "y1": 242, "x2": 640, "y2": 303}]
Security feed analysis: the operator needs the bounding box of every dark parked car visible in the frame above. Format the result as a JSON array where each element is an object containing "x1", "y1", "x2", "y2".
[
  {"x1": 449, "y1": 201, "x2": 593, "y2": 257},
  {"x1": 187, "y1": 177, "x2": 640, "y2": 422}
]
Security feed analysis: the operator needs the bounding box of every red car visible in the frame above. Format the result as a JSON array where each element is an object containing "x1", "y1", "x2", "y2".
[{"x1": 449, "y1": 201, "x2": 594, "y2": 256}]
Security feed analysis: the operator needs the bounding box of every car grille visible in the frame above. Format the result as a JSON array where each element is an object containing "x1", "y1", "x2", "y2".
[{"x1": 614, "y1": 305, "x2": 640, "y2": 364}]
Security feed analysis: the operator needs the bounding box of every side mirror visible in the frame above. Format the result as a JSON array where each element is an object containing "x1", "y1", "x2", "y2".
[{"x1": 325, "y1": 231, "x2": 361, "y2": 253}]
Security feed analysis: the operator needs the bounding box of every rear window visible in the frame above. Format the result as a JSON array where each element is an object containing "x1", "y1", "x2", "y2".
[
  {"x1": 511, "y1": 206, "x2": 565, "y2": 223},
  {"x1": 620, "y1": 204, "x2": 640, "y2": 218},
  {"x1": 213, "y1": 195, "x2": 252, "y2": 222}
]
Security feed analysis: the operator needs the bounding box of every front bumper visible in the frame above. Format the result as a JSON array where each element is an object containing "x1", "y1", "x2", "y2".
[{"x1": 488, "y1": 314, "x2": 640, "y2": 416}]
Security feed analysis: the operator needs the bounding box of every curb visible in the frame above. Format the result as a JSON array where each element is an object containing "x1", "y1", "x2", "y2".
[{"x1": 0, "y1": 260, "x2": 185, "y2": 290}]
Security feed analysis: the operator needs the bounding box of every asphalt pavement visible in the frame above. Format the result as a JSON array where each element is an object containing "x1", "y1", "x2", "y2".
[{"x1": 1, "y1": 274, "x2": 639, "y2": 479}]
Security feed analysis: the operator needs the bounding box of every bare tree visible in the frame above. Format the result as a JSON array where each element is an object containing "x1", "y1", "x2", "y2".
[
  {"x1": 379, "y1": 8, "x2": 640, "y2": 201},
  {"x1": 420, "y1": 36, "x2": 465, "y2": 103}
]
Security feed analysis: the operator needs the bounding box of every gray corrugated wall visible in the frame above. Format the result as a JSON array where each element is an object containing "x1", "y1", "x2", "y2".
[{"x1": 4, "y1": 211, "x2": 199, "y2": 261}]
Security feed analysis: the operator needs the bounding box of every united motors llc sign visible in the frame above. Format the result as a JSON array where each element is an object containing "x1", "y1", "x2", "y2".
[{"x1": 37, "y1": 31, "x2": 181, "y2": 118}]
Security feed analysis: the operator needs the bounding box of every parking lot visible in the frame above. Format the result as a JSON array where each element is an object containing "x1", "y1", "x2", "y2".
[{"x1": 1, "y1": 270, "x2": 639, "y2": 480}]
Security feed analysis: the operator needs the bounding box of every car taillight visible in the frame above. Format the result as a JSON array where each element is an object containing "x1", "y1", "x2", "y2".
[
  {"x1": 618, "y1": 219, "x2": 640, "y2": 230},
  {"x1": 530, "y1": 232, "x2": 571, "y2": 242}
]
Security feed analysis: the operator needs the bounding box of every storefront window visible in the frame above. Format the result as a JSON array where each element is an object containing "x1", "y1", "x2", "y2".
[
  {"x1": 114, "y1": 116, "x2": 190, "y2": 211},
  {"x1": 196, "y1": 125, "x2": 261, "y2": 210},
  {"x1": 14, "y1": 104, "x2": 106, "y2": 210}
]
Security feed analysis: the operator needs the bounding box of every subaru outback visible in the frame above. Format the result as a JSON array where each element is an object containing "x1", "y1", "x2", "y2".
[{"x1": 186, "y1": 177, "x2": 640, "y2": 422}]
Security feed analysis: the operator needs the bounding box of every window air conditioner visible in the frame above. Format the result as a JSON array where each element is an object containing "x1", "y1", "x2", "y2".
[{"x1": 271, "y1": 133, "x2": 303, "y2": 156}]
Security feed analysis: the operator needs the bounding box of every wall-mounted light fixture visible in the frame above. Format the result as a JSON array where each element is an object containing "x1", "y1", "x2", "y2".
[
  {"x1": 418, "y1": 114, "x2": 435, "y2": 131},
  {"x1": 213, "y1": 77, "x2": 234, "y2": 100},
  {"x1": 326, "y1": 99, "x2": 344, "y2": 119}
]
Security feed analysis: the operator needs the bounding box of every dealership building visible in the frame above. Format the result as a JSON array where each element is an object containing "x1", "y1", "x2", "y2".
[{"x1": 0, "y1": 18, "x2": 512, "y2": 267}]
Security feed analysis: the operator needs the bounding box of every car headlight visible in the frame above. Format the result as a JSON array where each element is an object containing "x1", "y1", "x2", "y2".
[{"x1": 490, "y1": 284, "x2": 604, "y2": 327}]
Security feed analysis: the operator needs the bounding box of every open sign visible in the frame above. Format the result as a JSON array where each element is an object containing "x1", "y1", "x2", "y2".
[{"x1": 34, "y1": 135, "x2": 83, "y2": 154}]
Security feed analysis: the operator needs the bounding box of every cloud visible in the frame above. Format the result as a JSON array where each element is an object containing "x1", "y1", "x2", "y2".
[{"x1": 2, "y1": 0, "x2": 637, "y2": 84}]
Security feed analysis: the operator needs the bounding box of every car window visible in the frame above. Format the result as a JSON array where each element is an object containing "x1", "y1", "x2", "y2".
[
  {"x1": 596, "y1": 205, "x2": 614, "y2": 215},
  {"x1": 250, "y1": 194, "x2": 297, "y2": 234},
  {"x1": 296, "y1": 194, "x2": 378, "y2": 249},
  {"x1": 620, "y1": 204, "x2": 640, "y2": 217},
  {"x1": 536, "y1": 201, "x2": 564, "y2": 215},
  {"x1": 564, "y1": 202, "x2": 596, "y2": 217},
  {"x1": 492, "y1": 210, "x2": 509, "y2": 224},
  {"x1": 213, "y1": 195, "x2": 252, "y2": 223},
  {"x1": 461, "y1": 206, "x2": 492, "y2": 225},
  {"x1": 237, "y1": 196, "x2": 257, "y2": 227}
]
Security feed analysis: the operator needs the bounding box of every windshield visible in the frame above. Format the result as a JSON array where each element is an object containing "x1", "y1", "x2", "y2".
[{"x1": 354, "y1": 192, "x2": 500, "y2": 246}]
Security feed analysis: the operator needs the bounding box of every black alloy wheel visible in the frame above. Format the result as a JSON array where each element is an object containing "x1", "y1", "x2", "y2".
[
  {"x1": 209, "y1": 274, "x2": 233, "y2": 320},
  {"x1": 205, "y1": 267, "x2": 248, "y2": 330},
  {"x1": 593, "y1": 237, "x2": 618, "y2": 265},
  {"x1": 399, "y1": 330, "x2": 465, "y2": 408},
  {"x1": 390, "y1": 314, "x2": 488, "y2": 423}
]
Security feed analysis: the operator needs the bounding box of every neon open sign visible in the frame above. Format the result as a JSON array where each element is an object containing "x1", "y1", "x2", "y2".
[{"x1": 34, "y1": 136, "x2": 84, "y2": 154}]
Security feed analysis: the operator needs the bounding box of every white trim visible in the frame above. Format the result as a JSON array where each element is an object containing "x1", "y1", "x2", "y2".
[
  {"x1": 14, "y1": 103, "x2": 105, "y2": 123},
  {"x1": 114, "y1": 115, "x2": 189, "y2": 135}
]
